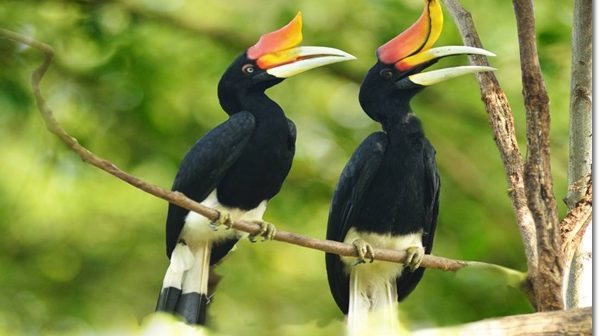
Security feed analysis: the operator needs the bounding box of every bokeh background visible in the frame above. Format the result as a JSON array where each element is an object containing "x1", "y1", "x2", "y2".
[{"x1": 0, "y1": 0, "x2": 573, "y2": 334}]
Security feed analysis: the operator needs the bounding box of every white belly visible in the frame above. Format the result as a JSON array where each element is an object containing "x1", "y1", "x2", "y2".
[
  {"x1": 180, "y1": 190, "x2": 267, "y2": 250},
  {"x1": 342, "y1": 228, "x2": 423, "y2": 283}
]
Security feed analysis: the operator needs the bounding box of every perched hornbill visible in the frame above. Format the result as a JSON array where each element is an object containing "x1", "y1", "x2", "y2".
[
  {"x1": 155, "y1": 12, "x2": 355, "y2": 325},
  {"x1": 325, "y1": 0, "x2": 495, "y2": 333}
]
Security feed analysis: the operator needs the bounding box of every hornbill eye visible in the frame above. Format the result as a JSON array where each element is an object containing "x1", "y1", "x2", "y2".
[
  {"x1": 380, "y1": 69, "x2": 393, "y2": 80},
  {"x1": 242, "y1": 64, "x2": 255, "y2": 75}
]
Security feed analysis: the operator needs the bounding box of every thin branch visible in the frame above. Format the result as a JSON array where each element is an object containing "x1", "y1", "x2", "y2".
[
  {"x1": 413, "y1": 306, "x2": 592, "y2": 336},
  {"x1": 512, "y1": 0, "x2": 563, "y2": 311},
  {"x1": 441, "y1": 0, "x2": 538, "y2": 281},
  {"x1": 0, "y1": 28, "x2": 521, "y2": 278}
]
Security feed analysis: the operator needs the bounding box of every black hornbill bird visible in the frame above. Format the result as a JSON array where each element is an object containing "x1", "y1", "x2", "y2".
[
  {"x1": 155, "y1": 12, "x2": 355, "y2": 325},
  {"x1": 325, "y1": 0, "x2": 495, "y2": 333}
]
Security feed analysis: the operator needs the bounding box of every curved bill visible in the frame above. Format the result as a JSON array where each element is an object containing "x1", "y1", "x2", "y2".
[
  {"x1": 264, "y1": 46, "x2": 356, "y2": 78},
  {"x1": 408, "y1": 65, "x2": 497, "y2": 86},
  {"x1": 396, "y1": 46, "x2": 496, "y2": 71}
]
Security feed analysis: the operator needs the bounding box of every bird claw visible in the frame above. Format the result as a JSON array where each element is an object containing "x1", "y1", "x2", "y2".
[
  {"x1": 209, "y1": 211, "x2": 232, "y2": 231},
  {"x1": 405, "y1": 246, "x2": 424, "y2": 271},
  {"x1": 351, "y1": 239, "x2": 375, "y2": 266},
  {"x1": 248, "y1": 221, "x2": 276, "y2": 243}
]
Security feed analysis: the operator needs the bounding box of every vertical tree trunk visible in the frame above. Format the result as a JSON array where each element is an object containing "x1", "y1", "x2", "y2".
[
  {"x1": 512, "y1": 0, "x2": 562, "y2": 311},
  {"x1": 564, "y1": 0, "x2": 592, "y2": 309}
]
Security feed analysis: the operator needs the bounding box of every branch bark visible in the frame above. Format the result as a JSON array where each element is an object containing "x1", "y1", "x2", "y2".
[
  {"x1": 441, "y1": 0, "x2": 538, "y2": 294},
  {"x1": 565, "y1": 224, "x2": 592, "y2": 309},
  {"x1": 512, "y1": 0, "x2": 563, "y2": 311},
  {"x1": 565, "y1": 0, "x2": 592, "y2": 209},
  {"x1": 0, "y1": 28, "x2": 520, "y2": 278},
  {"x1": 564, "y1": 0, "x2": 593, "y2": 309},
  {"x1": 413, "y1": 307, "x2": 592, "y2": 336},
  {"x1": 560, "y1": 179, "x2": 592, "y2": 260}
]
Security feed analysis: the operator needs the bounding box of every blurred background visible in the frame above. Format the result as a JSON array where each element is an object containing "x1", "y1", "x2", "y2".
[{"x1": 0, "y1": 0, "x2": 573, "y2": 334}]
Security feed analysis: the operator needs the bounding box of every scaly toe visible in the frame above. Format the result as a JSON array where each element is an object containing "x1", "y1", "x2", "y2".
[
  {"x1": 220, "y1": 212, "x2": 233, "y2": 229},
  {"x1": 366, "y1": 244, "x2": 375, "y2": 263},
  {"x1": 209, "y1": 211, "x2": 232, "y2": 231},
  {"x1": 405, "y1": 246, "x2": 425, "y2": 271},
  {"x1": 352, "y1": 239, "x2": 375, "y2": 266},
  {"x1": 263, "y1": 223, "x2": 277, "y2": 241},
  {"x1": 248, "y1": 221, "x2": 276, "y2": 243}
]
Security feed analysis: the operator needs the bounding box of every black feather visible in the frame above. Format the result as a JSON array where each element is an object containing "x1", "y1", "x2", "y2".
[
  {"x1": 325, "y1": 132, "x2": 388, "y2": 314},
  {"x1": 165, "y1": 111, "x2": 255, "y2": 258},
  {"x1": 326, "y1": 59, "x2": 442, "y2": 315}
]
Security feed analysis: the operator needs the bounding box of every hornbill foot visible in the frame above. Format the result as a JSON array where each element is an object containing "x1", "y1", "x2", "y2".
[
  {"x1": 405, "y1": 246, "x2": 425, "y2": 271},
  {"x1": 351, "y1": 239, "x2": 375, "y2": 266},
  {"x1": 248, "y1": 221, "x2": 276, "y2": 242},
  {"x1": 209, "y1": 211, "x2": 232, "y2": 231}
]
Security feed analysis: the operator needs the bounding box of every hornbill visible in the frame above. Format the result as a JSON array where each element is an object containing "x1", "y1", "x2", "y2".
[
  {"x1": 155, "y1": 12, "x2": 355, "y2": 325},
  {"x1": 325, "y1": 0, "x2": 495, "y2": 334}
]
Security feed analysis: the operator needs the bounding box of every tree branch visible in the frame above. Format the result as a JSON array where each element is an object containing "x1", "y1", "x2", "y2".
[
  {"x1": 512, "y1": 0, "x2": 563, "y2": 311},
  {"x1": 565, "y1": 0, "x2": 592, "y2": 209},
  {"x1": 562, "y1": 177, "x2": 592, "y2": 309},
  {"x1": 441, "y1": 0, "x2": 538, "y2": 287},
  {"x1": 564, "y1": 0, "x2": 592, "y2": 310},
  {"x1": 0, "y1": 28, "x2": 522, "y2": 279},
  {"x1": 413, "y1": 307, "x2": 592, "y2": 336},
  {"x1": 560, "y1": 177, "x2": 592, "y2": 259}
]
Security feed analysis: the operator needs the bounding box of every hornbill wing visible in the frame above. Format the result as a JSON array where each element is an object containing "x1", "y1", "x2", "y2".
[
  {"x1": 205, "y1": 119, "x2": 295, "y2": 265},
  {"x1": 325, "y1": 132, "x2": 388, "y2": 314},
  {"x1": 286, "y1": 118, "x2": 297, "y2": 153},
  {"x1": 422, "y1": 140, "x2": 440, "y2": 254},
  {"x1": 165, "y1": 111, "x2": 256, "y2": 258},
  {"x1": 395, "y1": 140, "x2": 440, "y2": 301}
]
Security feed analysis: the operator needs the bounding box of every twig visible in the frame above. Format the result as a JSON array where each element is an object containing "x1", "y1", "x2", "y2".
[
  {"x1": 441, "y1": 0, "x2": 538, "y2": 282},
  {"x1": 512, "y1": 0, "x2": 563, "y2": 311},
  {"x1": 0, "y1": 28, "x2": 520, "y2": 277}
]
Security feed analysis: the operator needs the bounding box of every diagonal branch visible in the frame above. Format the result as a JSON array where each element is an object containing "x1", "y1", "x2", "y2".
[
  {"x1": 0, "y1": 28, "x2": 523, "y2": 280},
  {"x1": 512, "y1": 0, "x2": 563, "y2": 311},
  {"x1": 441, "y1": 0, "x2": 538, "y2": 281}
]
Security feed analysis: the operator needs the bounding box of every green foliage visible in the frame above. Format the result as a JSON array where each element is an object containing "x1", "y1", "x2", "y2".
[{"x1": 0, "y1": 0, "x2": 570, "y2": 334}]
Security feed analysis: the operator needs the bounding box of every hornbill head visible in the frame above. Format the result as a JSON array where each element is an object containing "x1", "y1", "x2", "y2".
[
  {"x1": 359, "y1": 0, "x2": 495, "y2": 123},
  {"x1": 219, "y1": 12, "x2": 355, "y2": 113}
]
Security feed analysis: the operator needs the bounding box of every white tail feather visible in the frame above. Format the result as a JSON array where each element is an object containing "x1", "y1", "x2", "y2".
[
  {"x1": 347, "y1": 269, "x2": 400, "y2": 336},
  {"x1": 181, "y1": 242, "x2": 212, "y2": 295},
  {"x1": 163, "y1": 242, "x2": 195, "y2": 289}
]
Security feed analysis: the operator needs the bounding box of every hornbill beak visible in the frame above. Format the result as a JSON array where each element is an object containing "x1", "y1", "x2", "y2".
[
  {"x1": 377, "y1": 0, "x2": 496, "y2": 86},
  {"x1": 247, "y1": 12, "x2": 356, "y2": 78}
]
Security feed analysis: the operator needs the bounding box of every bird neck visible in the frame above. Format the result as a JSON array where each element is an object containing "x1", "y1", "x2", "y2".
[
  {"x1": 242, "y1": 91, "x2": 285, "y2": 121},
  {"x1": 385, "y1": 116, "x2": 424, "y2": 145},
  {"x1": 220, "y1": 89, "x2": 285, "y2": 121},
  {"x1": 376, "y1": 98, "x2": 424, "y2": 138}
]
